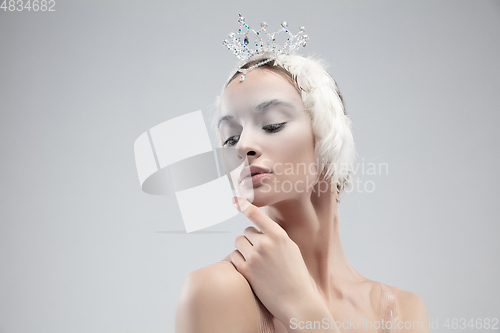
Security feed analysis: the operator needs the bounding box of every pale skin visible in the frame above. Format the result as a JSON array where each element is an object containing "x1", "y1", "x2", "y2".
[{"x1": 175, "y1": 69, "x2": 430, "y2": 333}]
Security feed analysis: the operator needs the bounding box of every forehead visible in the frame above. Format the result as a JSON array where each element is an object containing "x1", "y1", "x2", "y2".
[{"x1": 220, "y1": 68, "x2": 303, "y2": 113}]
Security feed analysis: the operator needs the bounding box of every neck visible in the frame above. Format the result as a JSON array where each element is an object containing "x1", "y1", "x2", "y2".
[{"x1": 265, "y1": 187, "x2": 365, "y2": 301}]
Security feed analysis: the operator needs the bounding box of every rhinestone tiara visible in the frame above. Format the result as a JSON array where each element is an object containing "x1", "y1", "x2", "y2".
[{"x1": 222, "y1": 14, "x2": 309, "y2": 81}]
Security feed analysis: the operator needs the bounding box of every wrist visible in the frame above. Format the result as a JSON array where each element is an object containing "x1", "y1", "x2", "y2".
[{"x1": 281, "y1": 294, "x2": 335, "y2": 332}]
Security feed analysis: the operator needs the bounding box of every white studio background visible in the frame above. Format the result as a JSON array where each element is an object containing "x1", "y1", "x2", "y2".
[{"x1": 1, "y1": 1, "x2": 499, "y2": 332}]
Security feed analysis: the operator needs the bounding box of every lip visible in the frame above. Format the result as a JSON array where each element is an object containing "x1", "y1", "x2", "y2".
[
  {"x1": 240, "y1": 172, "x2": 272, "y2": 186},
  {"x1": 238, "y1": 165, "x2": 273, "y2": 184}
]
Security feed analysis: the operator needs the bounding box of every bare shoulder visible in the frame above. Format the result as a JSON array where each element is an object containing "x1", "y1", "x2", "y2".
[
  {"x1": 175, "y1": 259, "x2": 260, "y2": 333},
  {"x1": 392, "y1": 286, "x2": 430, "y2": 333}
]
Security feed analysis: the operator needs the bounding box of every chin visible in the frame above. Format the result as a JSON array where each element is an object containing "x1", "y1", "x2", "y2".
[
  {"x1": 244, "y1": 186, "x2": 284, "y2": 207},
  {"x1": 246, "y1": 196, "x2": 267, "y2": 208}
]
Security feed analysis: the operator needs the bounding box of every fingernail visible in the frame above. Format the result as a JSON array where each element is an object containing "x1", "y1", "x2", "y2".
[{"x1": 231, "y1": 196, "x2": 239, "y2": 209}]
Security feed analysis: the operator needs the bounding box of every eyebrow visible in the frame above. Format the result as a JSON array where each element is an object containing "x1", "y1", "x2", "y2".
[
  {"x1": 255, "y1": 99, "x2": 295, "y2": 113},
  {"x1": 217, "y1": 114, "x2": 235, "y2": 128},
  {"x1": 217, "y1": 99, "x2": 295, "y2": 128}
]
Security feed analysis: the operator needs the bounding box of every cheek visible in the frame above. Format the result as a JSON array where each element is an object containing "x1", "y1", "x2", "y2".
[
  {"x1": 289, "y1": 122, "x2": 316, "y2": 162},
  {"x1": 270, "y1": 125, "x2": 317, "y2": 179}
]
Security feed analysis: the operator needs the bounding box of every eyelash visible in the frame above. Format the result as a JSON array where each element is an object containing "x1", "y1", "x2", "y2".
[
  {"x1": 263, "y1": 122, "x2": 287, "y2": 133},
  {"x1": 223, "y1": 122, "x2": 287, "y2": 146}
]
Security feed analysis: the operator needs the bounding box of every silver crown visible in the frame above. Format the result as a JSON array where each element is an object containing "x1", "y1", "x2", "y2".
[{"x1": 222, "y1": 14, "x2": 308, "y2": 81}]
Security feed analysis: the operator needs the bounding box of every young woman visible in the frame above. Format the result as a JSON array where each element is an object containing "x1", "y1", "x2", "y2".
[{"x1": 175, "y1": 53, "x2": 430, "y2": 333}]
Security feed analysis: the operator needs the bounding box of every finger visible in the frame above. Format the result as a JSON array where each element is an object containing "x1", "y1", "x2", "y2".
[
  {"x1": 232, "y1": 196, "x2": 275, "y2": 234},
  {"x1": 243, "y1": 226, "x2": 263, "y2": 245},
  {"x1": 231, "y1": 196, "x2": 252, "y2": 212},
  {"x1": 234, "y1": 235, "x2": 253, "y2": 260},
  {"x1": 229, "y1": 249, "x2": 245, "y2": 270}
]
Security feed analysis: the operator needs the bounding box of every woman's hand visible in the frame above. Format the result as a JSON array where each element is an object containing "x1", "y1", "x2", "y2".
[{"x1": 230, "y1": 196, "x2": 329, "y2": 326}]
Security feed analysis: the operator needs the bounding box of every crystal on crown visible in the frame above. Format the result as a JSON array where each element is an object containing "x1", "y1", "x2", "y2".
[{"x1": 222, "y1": 14, "x2": 308, "y2": 61}]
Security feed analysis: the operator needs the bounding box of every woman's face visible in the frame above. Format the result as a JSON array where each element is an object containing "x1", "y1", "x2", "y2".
[{"x1": 218, "y1": 68, "x2": 319, "y2": 207}]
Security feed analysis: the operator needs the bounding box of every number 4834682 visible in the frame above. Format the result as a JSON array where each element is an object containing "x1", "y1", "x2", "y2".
[{"x1": 1, "y1": 0, "x2": 56, "y2": 11}]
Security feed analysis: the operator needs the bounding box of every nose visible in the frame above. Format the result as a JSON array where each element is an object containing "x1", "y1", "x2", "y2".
[{"x1": 236, "y1": 130, "x2": 261, "y2": 161}]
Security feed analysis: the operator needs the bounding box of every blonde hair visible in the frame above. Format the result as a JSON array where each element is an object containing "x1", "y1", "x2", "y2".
[{"x1": 211, "y1": 53, "x2": 356, "y2": 202}]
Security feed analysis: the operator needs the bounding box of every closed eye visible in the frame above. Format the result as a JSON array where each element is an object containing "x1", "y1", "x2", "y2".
[
  {"x1": 263, "y1": 122, "x2": 287, "y2": 133},
  {"x1": 222, "y1": 122, "x2": 287, "y2": 147}
]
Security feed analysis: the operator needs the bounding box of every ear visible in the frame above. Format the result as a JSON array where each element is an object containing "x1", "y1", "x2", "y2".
[
  {"x1": 311, "y1": 175, "x2": 336, "y2": 201},
  {"x1": 314, "y1": 153, "x2": 328, "y2": 181},
  {"x1": 311, "y1": 166, "x2": 335, "y2": 196}
]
